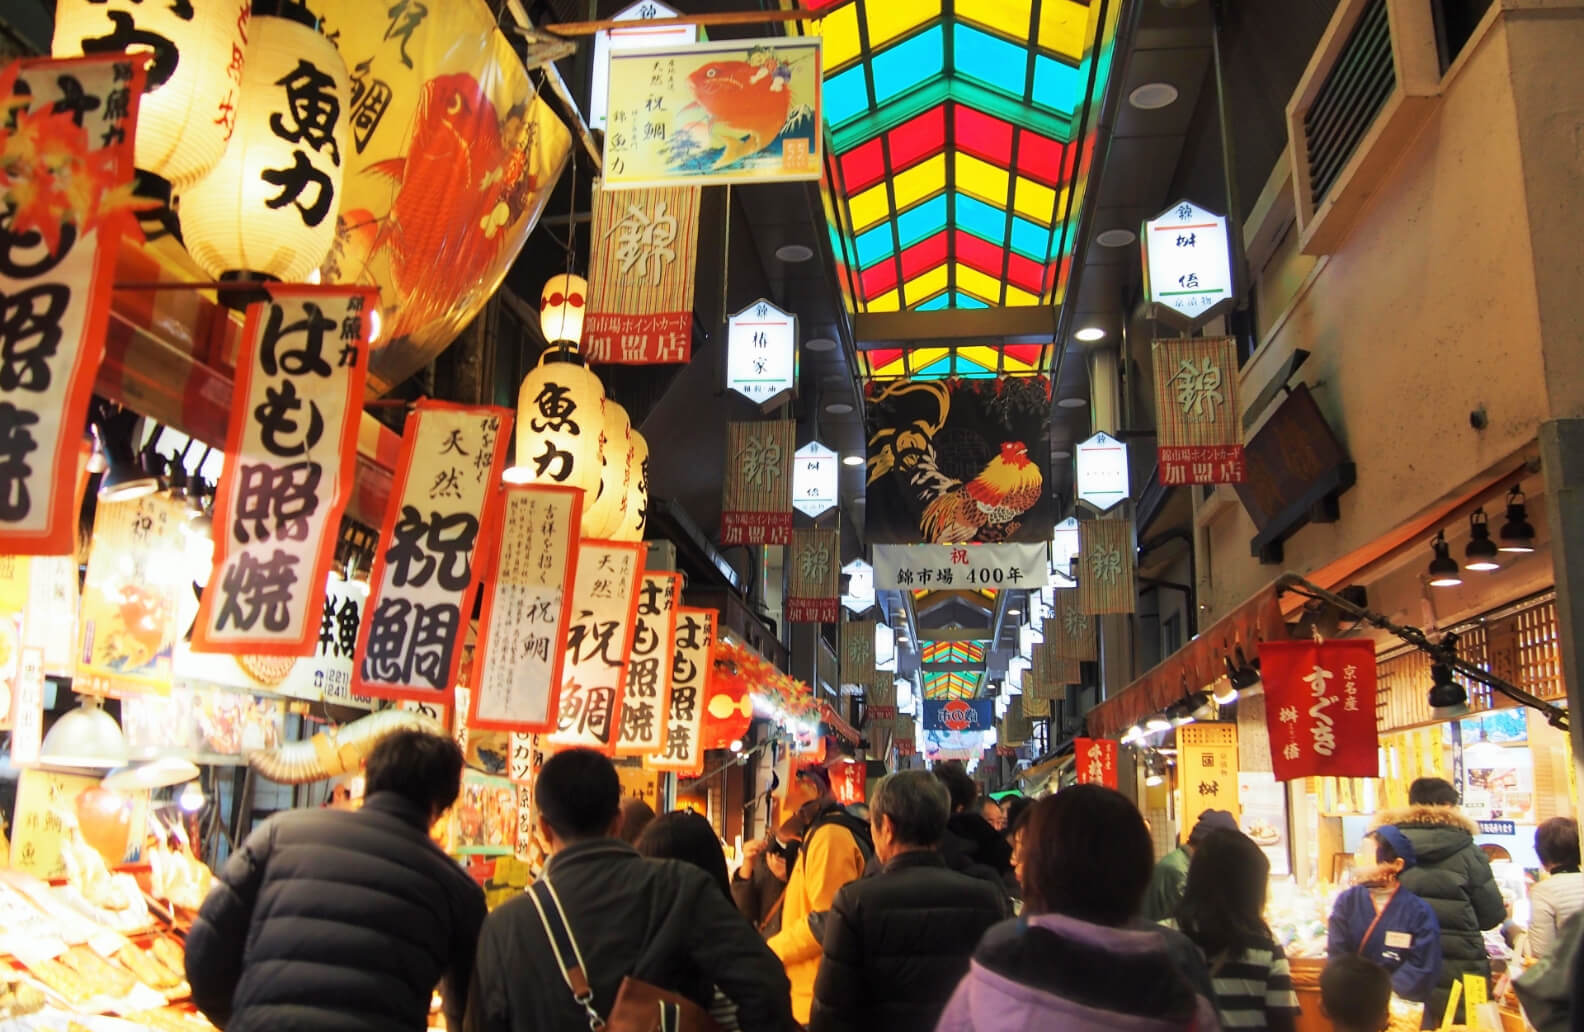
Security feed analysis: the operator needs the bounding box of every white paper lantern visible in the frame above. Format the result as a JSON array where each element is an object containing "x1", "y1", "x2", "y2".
[
  {"x1": 53, "y1": 0, "x2": 251, "y2": 190},
  {"x1": 507, "y1": 354, "x2": 606, "y2": 505},
  {"x1": 541, "y1": 274, "x2": 588, "y2": 348},
  {"x1": 583, "y1": 401, "x2": 632, "y2": 539},
  {"x1": 612, "y1": 430, "x2": 649, "y2": 542},
  {"x1": 179, "y1": 12, "x2": 348, "y2": 282}
]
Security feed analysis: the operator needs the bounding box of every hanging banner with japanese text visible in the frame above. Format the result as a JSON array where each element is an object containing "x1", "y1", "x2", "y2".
[
  {"x1": 194, "y1": 288, "x2": 374, "y2": 656},
  {"x1": 355, "y1": 401, "x2": 511, "y2": 701},
  {"x1": 923, "y1": 699, "x2": 993, "y2": 733},
  {"x1": 1078, "y1": 518, "x2": 1135, "y2": 615},
  {"x1": 647, "y1": 606, "x2": 715, "y2": 776},
  {"x1": 787, "y1": 528, "x2": 838, "y2": 623},
  {"x1": 1074, "y1": 738, "x2": 1118, "y2": 787},
  {"x1": 1022, "y1": 694, "x2": 1052, "y2": 718},
  {"x1": 839, "y1": 620, "x2": 875, "y2": 690},
  {"x1": 1050, "y1": 589, "x2": 1098, "y2": 661},
  {"x1": 508, "y1": 731, "x2": 543, "y2": 785},
  {"x1": 871, "y1": 542, "x2": 1049, "y2": 592},
  {"x1": 1260, "y1": 639, "x2": 1379, "y2": 781},
  {"x1": 1038, "y1": 619, "x2": 1080, "y2": 688},
  {"x1": 1152, "y1": 337, "x2": 1246, "y2": 485},
  {"x1": 0, "y1": 54, "x2": 147, "y2": 556},
  {"x1": 467, "y1": 484, "x2": 581, "y2": 732},
  {"x1": 1178, "y1": 723, "x2": 1240, "y2": 830},
  {"x1": 1000, "y1": 696, "x2": 1031, "y2": 745},
  {"x1": 615, "y1": 572, "x2": 679, "y2": 757},
  {"x1": 720, "y1": 420, "x2": 794, "y2": 545},
  {"x1": 867, "y1": 673, "x2": 897, "y2": 727},
  {"x1": 77, "y1": 495, "x2": 188, "y2": 696},
  {"x1": 603, "y1": 36, "x2": 822, "y2": 189},
  {"x1": 865, "y1": 378, "x2": 1054, "y2": 545},
  {"x1": 548, "y1": 540, "x2": 645, "y2": 754},
  {"x1": 583, "y1": 184, "x2": 701, "y2": 364},
  {"x1": 893, "y1": 715, "x2": 916, "y2": 757},
  {"x1": 0, "y1": 555, "x2": 80, "y2": 679}
]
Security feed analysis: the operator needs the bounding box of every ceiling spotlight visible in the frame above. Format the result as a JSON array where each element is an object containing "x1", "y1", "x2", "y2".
[
  {"x1": 806, "y1": 337, "x2": 838, "y2": 352},
  {"x1": 1428, "y1": 636, "x2": 1469, "y2": 717},
  {"x1": 825, "y1": 401, "x2": 854, "y2": 415},
  {"x1": 1427, "y1": 531, "x2": 1463, "y2": 587},
  {"x1": 1144, "y1": 750, "x2": 1166, "y2": 787},
  {"x1": 1056, "y1": 397, "x2": 1088, "y2": 409},
  {"x1": 1095, "y1": 228, "x2": 1136, "y2": 248},
  {"x1": 1464, "y1": 508, "x2": 1500, "y2": 571},
  {"x1": 1222, "y1": 647, "x2": 1260, "y2": 698},
  {"x1": 100, "y1": 440, "x2": 165, "y2": 503},
  {"x1": 1498, "y1": 486, "x2": 1536, "y2": 553},
  {"x1": 1145, "y1": 714, "x2": 1172, "y2": 734},
  {"x1": 1129, "y1": 82, "x2": 1180, "y2": 110},
  {"x1": 1074, "y1": 326, "x2": 1108, "y2": 342},
  {"x1": 1122, "y1": 723, "x2": 1147, "y2": 745},
  {"x1": 842, "y1": 455, "x2": 864, "y2": 467},
  {"x1": 774, "y1": 244, "x2": 814, "y2": 262},
  {"x1": 1167, "y1": 700, "x2": 1197, "y2": 727}
]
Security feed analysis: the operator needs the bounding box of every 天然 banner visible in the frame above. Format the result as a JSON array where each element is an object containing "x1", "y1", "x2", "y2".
[{"x1": 548, "y1": 540, "x2": 645, "y2": 755}]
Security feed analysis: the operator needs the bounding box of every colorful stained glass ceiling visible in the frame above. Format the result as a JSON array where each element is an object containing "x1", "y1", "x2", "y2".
[
  {"x1": 797, "y1": 0, "x2": 1119, "y2": 315},
  {"x1": 859, "y1": 342, "x2": 1052, "y2": 380},
  {"x1": 923, "y1": 671, "x2": 981, "y2": 701},
  {"x1": 922, "y1": 641, "x2": 987, "y2": 666}
]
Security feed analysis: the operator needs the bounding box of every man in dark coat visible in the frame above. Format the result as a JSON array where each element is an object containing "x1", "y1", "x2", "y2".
[
  {"x1": 1385, "y1": 778, "x2": 1507, "y2": 1023},
  {"x1": 186, "y1": 730, "x2": 486, "y2": 1032},
  {"x1": 809, "y1": 770, "x2": 1006, "y2": 1032},
  {"x1": 464, "y1": 748, "x2": 798, "y2": 1032}
]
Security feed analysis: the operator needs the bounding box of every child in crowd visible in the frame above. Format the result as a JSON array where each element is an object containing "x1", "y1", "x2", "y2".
[{"x1": 1320, "y1": 955, "x2": 1393, "y2": 1032}]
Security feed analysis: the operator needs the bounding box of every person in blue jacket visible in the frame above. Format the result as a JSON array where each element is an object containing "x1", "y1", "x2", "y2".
[{"x1": 1328, "y1": 825, "x2": 1443, "y2": 1004}]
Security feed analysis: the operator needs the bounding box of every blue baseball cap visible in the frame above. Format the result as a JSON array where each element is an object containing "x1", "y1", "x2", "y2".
[{"x1": 1372, "y1": 825, "x2": 1417, "y2": 868}]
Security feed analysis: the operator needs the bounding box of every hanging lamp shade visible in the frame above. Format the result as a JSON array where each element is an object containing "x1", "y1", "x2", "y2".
[
  {"x1": 612, "y1": 430, "x2": 649, "y2": 542},
  {"x1": 584, "y1": 401, "x2": 632, "y2": 539},
  {"x1": 179, "y1": 9, "x2": 348, "y2": 283},
  {"x1": 541, "y1": 274, "x2": 588, "y2": 348},
  {"x1": 506, "y1": 352, "x2": 606, "y2": 504},
  {"x1": 53, "y1": 0, "x2": 252, "y2": 190}
]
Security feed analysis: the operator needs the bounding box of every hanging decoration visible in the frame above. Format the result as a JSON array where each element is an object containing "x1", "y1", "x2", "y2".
[
  {"x1": 646, "y1": 607, "x2": 716, "y2": 777},
  {"x1": 1259, "y1": 639, "x2": 1379, "y2": 781},
  {"x1": 466, "y1": 484, "x2": 581, "y2": 732},
  {"x1": 354, "y1": 401, "x2": 511, "y2": 701},
  {"x1": 1022, "y1": 694, "x2": 1052, "y2": 718},
  {"x1": 615, "y1": 572, "x2": 679, "y2": 757},
  {"x1": 547, "y1": 540, "x2": 645, "y2": 754},
  {"x1": 613, "y1": 429, "x2": 649, "y2": 542},
  {"x1": 839, "y1": 620, "x2": 876, "y2": 691},
  {"x1": 583, "y1": 184, "x2": 701, "y2": 364},
  {"x1": 1178, "y1": 723, "x2": 1240, "y2": 830},
  {"x1": 540, "y1": 273, "x2": 588, "y2": 347},
  {"x1": 720, "y1": 420, "x2": 794, "y2": 545},
  {"x1": 77, "y1": 495, "x2": 188, "y2": 696},
  {"x1": 786, "y1": 529, "x2": 839, "y2": 623},
  {"x1": 866, "y1": 674, "x2": 897, "y2": 726},
  {"x1": 582, "y1": 401, "x2": 632, "y2": 539},
  {"x1": 894, "y1": 716, "x2": 916, "y2": 758},
  {"x1": 1050, "y1": 589, "x2": 1097, "y2": 661},
  {"x1": 0, "y1": 54, "x2": 148, "y2": 556},
  {"x1": 507, "y1": 353, "x2": 606, "y2": 502},
  {"x1": 192, "y1": 287, "x2": 373, "y2": 656},
  {"x1": 701, "y1": 653, "x2": 753, "y2": 752},
  {"x1": 1151, "y1": 336, "x2": 1246, "y2": 485},
  {"x1": 179, "y1": 11, "x2": 349, "y2": 284},
  {"x1": 1074, "y1": 737, "x2": 1117, "y2": 788},
  {"x1": 1001, "y1": 696, "x2": 1032, "y2": 746},
  {"x1": 725, "y1": 298, "x2": 798, "y2": 408},
  {"x1": 711, "y1": 638, "x2": 815, "y2": 721},
  {"x1": 1038, "y1": 619, "x2": 1081, "y2": 688},
  {"x1": 1078, "y1": 518, "x2": 1135, "y2": 615},
  {"x1": 872, "y1": 541, "x2": 1048, "y2": 591}
]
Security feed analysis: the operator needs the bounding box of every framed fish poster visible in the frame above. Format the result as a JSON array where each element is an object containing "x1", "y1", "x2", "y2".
[{"x1": 603, "y1": 36, "x2": 823, "y2": 189}]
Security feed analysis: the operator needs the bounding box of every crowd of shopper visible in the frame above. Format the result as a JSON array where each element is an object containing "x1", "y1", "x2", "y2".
[{"x1": 184, "y1": 734, "x2": 1580, "y2": 1032}]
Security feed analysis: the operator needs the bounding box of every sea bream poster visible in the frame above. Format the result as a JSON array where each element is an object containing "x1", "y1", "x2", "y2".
[{"x1": 603, "y1": 36, "x2": 822, "y2": 189}]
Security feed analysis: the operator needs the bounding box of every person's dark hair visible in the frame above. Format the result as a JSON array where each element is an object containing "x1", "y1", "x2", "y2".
[
  {"x1": 1370, "y1": 831, "x2": 1402, "y2": 866},
  {"x1": 933, "y1": 761, "x2": 978, "y2": 813},
  {"x1": 1535, "y1": 817, "x2": 1581, "y2": 870},
  {"x1": 870, "y1": 770, "x2": 951, "y2": 848},
  {"x1": 1020, "y1": 786, "x2": 1152, "y2": 926},
  {"x1": 797, "y1": 764, "x2": 833, "y2": 796},
  {"x1": 535, "y1": 748, "x2": 621, "y2": 842},
  {"x1": 1176, "y1": 828, "x2": 1274, "y2": 957},
  {"x1": 617, "y1": 796, "x2": 656, "y2": 845},
  {"x1": 635, "y1": 811, "x2": 731, "y2": 901},
  {"x1": 1408, "y1": 776, "x2": 1460, "y2": 807},
  {"x1": 1320, "y1": 955, "x2": 1392, "y2": 1032},
  {"x1": 363, "y1": 730, "x2": 464, "y2": 817},
  {"x1": 1002, "y1": 795, "x2": 1032, "y2": 836}
]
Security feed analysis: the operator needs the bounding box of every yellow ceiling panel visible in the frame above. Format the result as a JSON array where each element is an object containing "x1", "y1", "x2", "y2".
[
  {"x1": 868, "y1": 289, "x2": 901, "y2": 312},
  {"x1": 1005, "y1": 284, "x2": 1041, "y2": 307},
  {"x1": 1038, "y1": 0, "x2": 1091, "y2": 61},
  {"x1": 892, "y1": 154, "x2": 947, "y2": 211},
  {"x1": 954, "y1": 265, "x2": 1004, "y2": 305},
  {"x1": 848, "y1": 183, "x2": 892, "y2": 233},
  {"x1": 866, "y1": 0, "x2": 942, "y2": 48},
  {"x1": 818, "y1": 3, "x2": 864, "y2": 70},
  {"x1": 902, "y1": 264, "x2": 950, "y2": 307},
  {"x1": 907, "y1": 346, "x2": 951, "y2": 369},
  {"x1": 955, "y1": 153, "x2": 1010, "y2": 207},
  {"x1": 962, "y1": 0, "x2": 1033, "y2": 41},
  {"x1": 1013, "y1": 175, "x2": 1058, "y2": 224}
]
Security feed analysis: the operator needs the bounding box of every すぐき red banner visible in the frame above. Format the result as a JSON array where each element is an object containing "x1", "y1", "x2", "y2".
[
  {"x1": 1260, "y1": 639, "x2": 1379, "y2": 781},
  {"x1": 1075, "y1": 738, "x2": 1118, "y2": 788}
]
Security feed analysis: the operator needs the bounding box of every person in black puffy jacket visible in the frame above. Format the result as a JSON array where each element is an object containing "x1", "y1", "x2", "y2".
[{"x1": 185, "y1": 730, "x2": 487, "y2": 1032}]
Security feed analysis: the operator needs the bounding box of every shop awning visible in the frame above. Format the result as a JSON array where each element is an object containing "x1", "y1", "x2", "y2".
[
  {"x1": 821, "y1": 702, "x2": 862, "y2": 745},
  {"x1": 1087, "y1": 576, "x2": 1289, "y2": 739}
]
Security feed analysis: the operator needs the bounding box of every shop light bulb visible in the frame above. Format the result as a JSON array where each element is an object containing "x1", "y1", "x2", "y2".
[
  {"x1": 178, "y1": 781, "x2": 205, "y2": 813},
  {"x1": 1145, "y1": 714, "x2": 1172, "y2": 734},
  {"x1": 1145, "y1": 772, "x2": 1165, "y2": 788},
  {"x1": 729, "y1": 739, "x2": 744, "y2": 754},
  {"x1": 1427, "y1": 531, "x2": 1462, "y2": 587}
]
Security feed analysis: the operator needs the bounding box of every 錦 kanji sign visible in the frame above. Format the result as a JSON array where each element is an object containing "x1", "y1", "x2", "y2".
[
  {"x1": 1151, "y1": 336, "x2": 1245, "y2": 485},
  {"x1": 1078, "y1": 518, "x2": 1135, "y2": 615},
  {"x1": 787, "y1": 528, "x2": 838, "y2": 623},
  {"x1": 720, "y1": 420, "x2": 794, "y2": 545},
  {"x1": 583, "y1": 184, "x2": 702, "y2": 364}
]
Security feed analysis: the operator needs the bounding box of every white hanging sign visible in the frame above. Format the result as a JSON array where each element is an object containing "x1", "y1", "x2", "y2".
[
  {"x1": 1142, "y1": 199, "x2": 1233, "y2": 327},
  {"x1": 590, "y1": 2, "x2": 697, "y2": 132},
  {"x1": 793, "y1": 441, "x2": 839, "y2": 518},
  {"x1": 726, "y1": 299, "x2": 798, "y2": 409},
  {"x1": 1075, "y1": 432, "x2": 1129, "y2": 512},
  {"x1": 1051, "y1": 516, "x2": 1080, "y2": 587}
]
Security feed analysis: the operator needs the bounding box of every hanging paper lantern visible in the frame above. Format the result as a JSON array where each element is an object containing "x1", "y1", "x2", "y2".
[
  {"x1": 701, "y1": 669, "x2": 753, "y2": 751},
  {"x1": 612, "y1": 429, "x2": 649, "y2": 542},
  {"x1": 506, "y1": 353, "x2": 606, "y2": 503},
  {"x1": 541, "y1": 274, "x2": 588, "y2": 348},
  {"x1": 53, "y1": 0, "x2": 252, "y2": 190},
  {"x1": 583, "y1": 401, "x2": 632, "y2": 539},
  {"x1": 179, "y1": 11, "x2": 349, "y2": 282}
]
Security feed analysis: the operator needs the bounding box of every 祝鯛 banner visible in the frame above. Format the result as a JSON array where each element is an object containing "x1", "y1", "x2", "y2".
[
  {"x1": 615, "y1": 571, "x2": 680, "y2": 757},
  {"x1": 467, "y1": 484, "x2": 581, "y2": 732},
  {"x1": 922, "y1": 699, "x2": 993, "y2": 733},
  {"x1": 1178, "y1": 723, "x2": 1240, "y2": 830},
  {"x1": 787, "y1": 528, "x2": 838, "y2": 623},
  {"x1": 1260, "y1": 639, "x2": 1379, "y2": 781},
  {"x1": 1050, "y1": 590, "x2": 1097, "y2": 662},
  {"x1": 1152, "y1": 337, "x2": 1246, "y2": 485},
  {"x1": 194, "y1": 288, "x2": 374, "y2": 656},
  {"x1": 839, "y1": 620, "x2": 875, "y2": 690},
  {"x1": 1078, "y1": 518, "x2": 1135, "y2": 615},
  {"x1": 0, "y1": 54, "x2": 147, "y2": 556},
  {"x1": 720, "y1": 420, "x2": 794, "y2": 545},
  {"x1": 603, "y1": 36, "x2": 822, "y2": 189},
  {"x1": 583, "y1": 184, "x2": 701, "y2": 364},
  {"x1": 548, "y1": 541, "x2": 645, "y2": 754},
  {"x1": 355, "y1": 401, "x2": 511, "y2": 701},
  {"x1": 1075, "y1": 738, "x2": 1118, "y2": 788},
  {"x1": 647, "y1": 606, "x2": 716, "y2": 776},
  {"x1": 871, "y1": 542, "x2": 1049, "y2": 592}
]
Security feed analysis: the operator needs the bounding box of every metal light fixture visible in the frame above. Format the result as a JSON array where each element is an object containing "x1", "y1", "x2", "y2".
[
  {"x1": 1122, "y1": 723, "x2": 1147, "y2": 745},
  {"x1": 100, "y1": 440, "x2": 165, "y2": 503},
  {"x1": 1498, "y1": 487, "x2": 1536, "y2": 553},
  {"x1": 1427, "y1": 531, "x2": 1462, "y2": 587},
  {"x1": 1464, "y1": 508, "x2": 1500, "y2": 571},
  {"x1": 1145, "y1": 713, "x2": 1172, "y2": 734},
  {"x1": 40, "y1": 696, "x2": 130, "y2": 770},
  {"x1": 103, "y1": 755, "x2": 201, "y2": 792},
  {"x1": 1428, "y1": 635, "x2": 1469, "y2": 718},
  {"x1": 1222, "y1": 646, "x2": 1261, "y2": 700},
  {"x1": 178, "y1": 781, "x2": 207, "y2": 813},
  {"x1": 1144, "y1": 751, "x2": 1166, "y2": 787}
]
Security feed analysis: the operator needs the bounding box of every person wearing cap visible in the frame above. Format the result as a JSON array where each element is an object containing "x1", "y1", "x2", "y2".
[
  {"x1": 1327, "y1": 826, "x2": 1443, "y2": 1004},
  {"x1": 1142, "y1": 809, "x2": 1239, "y2": 922}
]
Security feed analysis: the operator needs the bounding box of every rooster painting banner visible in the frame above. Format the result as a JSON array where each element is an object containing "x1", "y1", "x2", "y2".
[
  {"x1": 0, "y1": 54, "x2": 147, "y2": 557},
  {"x1": 720, "y1": 420, "x2": 794, "y2": 545},
  {"x1": 872, "y1": 543, "x2": 1048, "y2": 592},
  {"x1": 194, "y1": 288, "x2": 374, "y2": 657},
  {"x1": 1152, "y1": 337, "x2": 1246, "y2": 485},
  {"x1": 583, "y1": 184, "x2": 701, "y2": 365},
  {"x1": 1260, "y1": 639, "x2": 1379, "y2": 781},
  {"x1": 548, "y1": 540, "x2": 645, "y2": 755},
  {"x1": 865, "y1": 378, "x2": 1054, "y2": 545},
  {"x1": 1078, "y1": 518, "x2": 1135, "y2": 615},
  {"x1": 787, "y1": 528, "x2": 838, "y2": 623},
  {"x1": 603, "y1": 36, "x2": 822, "y2": 189}
]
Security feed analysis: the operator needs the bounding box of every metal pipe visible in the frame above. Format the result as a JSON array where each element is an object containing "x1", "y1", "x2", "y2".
[{"x1": 248, "y1": 709, "x2": 446, "y2": 784}]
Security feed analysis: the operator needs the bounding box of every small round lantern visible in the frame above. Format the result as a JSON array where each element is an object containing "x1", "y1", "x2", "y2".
[
  {"x1": 179, "y1": 8, "x2": 348, "y2": 283},
  {"x1": 612, "y1": 429, "x2": 648, "y2": 542},
  {"x1": 507, "y1": 352, "x2": 606, "y2": 505},
  {"x1": 541, "y1": 274, "x2": 588, "y2": 348},
  {"x1": 583, "y1": 401, "x2": 632, "y2": 539}
]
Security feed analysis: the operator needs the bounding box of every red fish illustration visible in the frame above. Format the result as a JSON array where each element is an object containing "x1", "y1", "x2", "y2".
[{"x1": 686, "y1": 60, "x2": 791, "y2": 169}]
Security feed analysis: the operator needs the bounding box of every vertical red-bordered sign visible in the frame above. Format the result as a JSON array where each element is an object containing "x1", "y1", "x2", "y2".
[
  {"x1": 546, "y1": 540, "x2": 645, "y2": 755},
  {"x1": 354, "y1": 401, "x2": 512, "y2": 702},
  {"x1": 466, "y1": 483, "x2": 583, "y2": 732},
  {"x1": 1075, "y1": 737, "x2": 1118, "y2": 788},
  {"x1": 615, "y1": 571, "x2": 680, "y2": 758},
  {"x1": 193, "y1": 287, "x2": 374, "y2": 656},
  {"x1": 0, "y1": 54, "x2": 148, "y2": 556},
  {"x1": 647, "y1": 606, "x2": 716, "y2": 777}
]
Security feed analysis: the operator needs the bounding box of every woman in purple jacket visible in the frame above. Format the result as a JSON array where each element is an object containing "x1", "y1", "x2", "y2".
[{"x1": 1327, "y1": 826, "x2": 1443, "y2": 1004}]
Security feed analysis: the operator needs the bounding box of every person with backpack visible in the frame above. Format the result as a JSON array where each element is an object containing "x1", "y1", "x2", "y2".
[{"x1": 766, "y1": 764, "x2": 872, "y2": 1026}]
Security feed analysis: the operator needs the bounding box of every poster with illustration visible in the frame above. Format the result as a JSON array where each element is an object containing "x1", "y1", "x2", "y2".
[
  {"x1": 1237, "y1": 771, "x2": 1291, "y2": 877},
  {"x1": 76, "y1": 496, "x2": 188, "y2": 696},
  {"x1": 449, "y1": 771, "x2": 517, "y2": 857}
]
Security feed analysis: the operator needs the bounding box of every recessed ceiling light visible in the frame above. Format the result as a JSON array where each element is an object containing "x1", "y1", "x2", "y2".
[
  {"x1": 842, "y1": 455, "x2": 865, "y2": 466},
  {"x1": 825, "y1": 401, "x2": 854, "y2": 415},
  {"x1": 1074, "y1": 326, "x2": 1107, "y2": 342},
  {"x1": 1052, "y1": 449, "x2": 1072, "y2": 459},
  {"x1": 806, "y1": 337, "x2": 837, "y2": 352},
  {"x1": 1129, "y1": 82, "x2": 1179, "y2": 110},
  {"x1": 775, "y1": 243, "x2": 813, "y2": 262},
  {"x1": 1056, "y1": 397, "x2": 1087, "y2": 409},
  {"x1": 1096, "y1": 228, "x2": 1136, "y2": 247}
]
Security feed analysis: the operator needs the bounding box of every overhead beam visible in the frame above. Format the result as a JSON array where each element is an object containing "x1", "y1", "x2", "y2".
[{"x1": 855, "y1": 306, "x2": 1058, "y2": 345}]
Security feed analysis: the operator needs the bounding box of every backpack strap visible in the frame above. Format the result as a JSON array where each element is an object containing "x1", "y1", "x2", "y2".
[{"x1": 528, "y1": 879, "x2": 607, "y2": 1032}]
